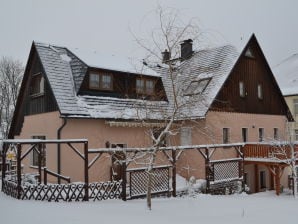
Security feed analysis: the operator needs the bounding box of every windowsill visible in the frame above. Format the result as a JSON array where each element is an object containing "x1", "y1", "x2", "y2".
[{"x1": 30, "y1": 165, "x2": 46, "y2": 169}]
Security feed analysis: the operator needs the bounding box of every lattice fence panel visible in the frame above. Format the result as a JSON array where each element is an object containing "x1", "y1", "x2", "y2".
[
  {"x1": 89, "y1": 181, "x2": 122, "y2": 201},
  {"x1": 2, "y1": 179, "x2": 18, "y2": 198},
  {"x1": 212, "y1": 160, "x2": 240, "y2": 182},
  {"x1": 2, "y1": 180, "x2": 122, "y2": 202},
  {"x1": 129, "y1": 167, "x2": 170, "y2": 199}
]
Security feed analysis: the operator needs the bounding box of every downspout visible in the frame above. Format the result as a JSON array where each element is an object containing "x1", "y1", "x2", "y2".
[{"x1": 57, "y1": 117, "x2": 67, "y2": 184}]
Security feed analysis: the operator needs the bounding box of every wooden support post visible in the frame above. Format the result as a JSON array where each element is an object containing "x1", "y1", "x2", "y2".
[
  {"x1": 16, "y1": 144, "x2": 22, "y2": 199},
  {"x1": 38, "y1": 143, "x2": 42, "y2": 184},
  {"x1": 44, "y1": 167, "x2": 47, "y2": 185},
  {"x1": 121, "y1": 161, "x2": 127, "y2": 201},
  {"x1": 270, "y1": 170, "x2": 274, "y2": 190},
  {"x1": 205, "y1": 148, "x2": 210, "y2": 193},
  {"x1": 275, "y1": 166, "x2": 280, "y2": 196},
  {"x1": 84, "y1": 141, "x2": 89, "y2": 201},
  {"x1": 254, "y1": 164, "x2": 259, "y2": 193},
  {"x1": 1, "y1": 144, "x2": 6, "y2": 190},
  {"x1": 239, "y1": 146, "x2": 245, "y2": 192},
  {"x1": 172, "y1": 149, "x2": 176, "y2": 197}
]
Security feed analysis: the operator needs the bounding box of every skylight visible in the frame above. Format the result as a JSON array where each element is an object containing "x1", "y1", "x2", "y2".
[{"x1": 184, "y1": 78, "x2": 211, "y2": 96}]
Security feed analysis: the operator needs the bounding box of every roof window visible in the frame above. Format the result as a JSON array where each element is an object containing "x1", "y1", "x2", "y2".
[{"x1": 184, "y1": 78, "x2": 211, "y2": 96}]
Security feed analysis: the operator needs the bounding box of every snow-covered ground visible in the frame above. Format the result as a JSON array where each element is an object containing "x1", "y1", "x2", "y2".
[{"x1": 1, "y1": 189, "x2": 297, "y2": 224}]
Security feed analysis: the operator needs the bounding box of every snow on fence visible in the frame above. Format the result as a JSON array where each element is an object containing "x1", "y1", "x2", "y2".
[{"x1": 2, "y1": 179, "x2": 122, "y2": 201}]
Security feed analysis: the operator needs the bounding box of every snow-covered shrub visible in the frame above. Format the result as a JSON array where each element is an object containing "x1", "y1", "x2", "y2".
[{"x1": 22, "y1": 174, "x2": 38, "y2": 185}]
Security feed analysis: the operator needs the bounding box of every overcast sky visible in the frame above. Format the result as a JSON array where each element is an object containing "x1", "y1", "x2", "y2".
[{"x1": 1, "y1": 0, "x2": 298, "y2": 67}]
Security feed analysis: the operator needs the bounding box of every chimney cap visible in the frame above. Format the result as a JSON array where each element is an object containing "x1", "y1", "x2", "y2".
[{"x1": 180, "y1": 39, "x2": 193, "y2": 45}]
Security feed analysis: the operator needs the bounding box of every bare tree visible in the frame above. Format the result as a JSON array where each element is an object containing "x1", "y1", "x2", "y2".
[
  {"x1": 0, "y1": 56, "x2": 23, "y2": 138},
  {"x1": 130, "y1": 7, "x2": 206, "y2": 210},
  {"x1": 270, "y1": 140, "x2": 298, "y2": 198}
]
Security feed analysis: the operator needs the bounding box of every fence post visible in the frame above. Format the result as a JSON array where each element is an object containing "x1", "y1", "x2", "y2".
[
  {"x1": 240, "y1": 146, "x2": 245, "y2": 192},
  {"x1": 17, "y1": 144, "x2": 22, "y2": 199},
  {"x1": 122, "y1": 161, "x2": 127, "y2": 201},
  {"x1": 38, "y1": 143, "x2": 42, "y2": 184},
  {"x1": 44, "y1": 167, "x2": 47, "y2": 185},
  {"x1": 84, "y1": 141, "x2": 89, "y2": 201},
  {"x1": 172, "y1": 149, "x2": 176, "y2": 197}
]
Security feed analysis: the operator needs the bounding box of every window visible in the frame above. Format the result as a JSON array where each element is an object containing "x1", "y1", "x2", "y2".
[
  {"x1": 180, "y1": 127, "x2": 192, "y2": 146},
  {"x1": 294, "y1": 99, "x2": 298, "y2": 116},
  {"x1": 30, "y1": 73, "x2": 44, "y2": 95},
  {"x1": 257, "y1": 84, "x2": 263, "y2": 100},
  {"x1": 89, "y1": 73, "x2": 113, "y2": 90},
  {"x1": 295, "y1": 130, "x2": 298, "y2": 141},
  {"x1": 245, "y1": 47, "x2": 254, "y2": 58},
  {"x1": 184, "y1": 78, "x2": 211, "y2": 96},
  {"x1": 242, "y1": 128, "x2": 248, "y2": 142},
  {"x1": 259, "y1": 128, "x2": 264, "y2": 142},
  {"x1": 239, "y1": 81, "x2": 245, "y2": 97},
  {"x1": 274, "y1": 128, "x2": 279, "y2": 140},
  {"x1": 31, "y1": 136, "x2": 46, "y2": 167},
  {"x1": 223, "y1": 128, "x2": 230, "y2": 144},
  {"x1": 153, "y1": 128, "x2": 167, "y2": 147},
  {"x1": 136, "y1": 78, "x2": 155, "y2": 95},
  {"x1": 260, "y1": 170, "x2": 266, "y2": 189}
]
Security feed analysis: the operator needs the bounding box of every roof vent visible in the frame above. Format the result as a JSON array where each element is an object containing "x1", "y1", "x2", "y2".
[{"x1": 180, "y1": 39, "x2": 193, "y2": 61}]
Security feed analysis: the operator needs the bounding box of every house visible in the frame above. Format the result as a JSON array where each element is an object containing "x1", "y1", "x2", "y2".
[
  {"x1": 273, "y1": 54, "x2": 298, "y2": 141},
  {"x1": 9, "y1": 34, "x2": 292, "y2": 194}
]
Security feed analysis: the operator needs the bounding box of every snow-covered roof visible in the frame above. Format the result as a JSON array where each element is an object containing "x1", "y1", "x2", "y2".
[
  {"x1": 273, "y1": 54, "x2": 298, "y2": 96},
  {"x1": 34, "y1": 41, "x2": 241, "y2": 120},
  {"x1": 150, "y1": 45, "x2": 239, "y2": 119},
  {"x1": 69, "y1": 47, "x2": 160, "y2": 77}
]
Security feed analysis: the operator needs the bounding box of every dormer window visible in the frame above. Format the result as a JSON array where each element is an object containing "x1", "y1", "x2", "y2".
[
  {"x1": 30, "y1": 73, "x2": 44, "y2": 96},
  {"x1": 136, "y1": 78, "x2": 155, "y2": 95},
  {"x1": 89, "y1": 72, "x2": 113, "y2": 90},
  {"x1": 184, "y1": 78, "x2": 211, "y2": 96}
]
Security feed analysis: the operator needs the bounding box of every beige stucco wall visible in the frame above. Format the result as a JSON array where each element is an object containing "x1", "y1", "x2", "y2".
[
  {"x1": 16, "y1": 110, "x2": 289, "y2": 191},
  {"x1": 285, "y1": 95, "x2": 298, "y2": 141}
]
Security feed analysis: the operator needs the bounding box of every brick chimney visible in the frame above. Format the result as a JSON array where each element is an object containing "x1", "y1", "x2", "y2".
[
  {"x1": 162, "y1": 49, "x2": 170, "y2": 63},
  {"x1": 180, "y1": 39, "x2": 193, "y2": 61}
]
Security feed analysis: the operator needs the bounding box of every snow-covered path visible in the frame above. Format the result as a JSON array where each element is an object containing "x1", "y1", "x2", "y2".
[{"x1": 0, "y1": 191, "x2": 297, "y2": 224}]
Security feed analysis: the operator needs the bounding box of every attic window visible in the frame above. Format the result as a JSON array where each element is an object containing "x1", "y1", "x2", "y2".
[
  {"x1": 245, "y1": 47, "x2": 254, "y2": 58},
  {"x1": 89, "y1": 72, "x2": 113, "y2": 90},
  {"x1": 136, "y1": 78, "x2": 155, "y2": 95},
  {"x1": 184, "y1": 78, "x2": 211, "y2": 96},
  {"x1": 30, "y1": 73, "x2": 44, "y2": 96}
]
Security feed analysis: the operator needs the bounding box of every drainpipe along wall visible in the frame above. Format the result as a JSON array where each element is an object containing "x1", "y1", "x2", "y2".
[{"x1": 57, "y1": 117, "x2": 67, "y2": 184}]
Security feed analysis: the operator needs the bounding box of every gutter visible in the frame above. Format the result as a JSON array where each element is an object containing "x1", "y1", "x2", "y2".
[{"x1": 57, "y1": 117, "x2": 67, "y2": 184}]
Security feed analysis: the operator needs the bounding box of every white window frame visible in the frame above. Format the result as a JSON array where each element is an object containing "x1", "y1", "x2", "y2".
[
  {"x1": 273, "y1": 128, "x2": 279, "y2": 140},
  {"x1": 223, "y1": 128, "x2": 230, "y2": 144},
  {"x1": 259, "y1": 128, "x2": 264, "y2": 142},
  {"x1": 242, "y1": 127, "x2": 248, "y2": 143}
]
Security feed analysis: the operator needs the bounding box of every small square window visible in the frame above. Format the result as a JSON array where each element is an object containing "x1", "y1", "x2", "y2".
[
  {"x1": 89, "y1": 73, "x2": 113, "y2": 90},
  {"x1": 245, "y1": 47, "x2": 254, "y2": 58}
]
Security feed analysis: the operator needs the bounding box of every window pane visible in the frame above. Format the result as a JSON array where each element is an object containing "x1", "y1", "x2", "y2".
[
  {"x1": 242, "y1": 128, "x2": 248, "y2": 142},
  {"x1": 274, "y1": 128, "x2": 278, "y2": 140},
  {"x1": 89, "y1": 73, "x2": 100, "y2": 89},
  {"x1": 258, "y1": 84, "x2": 263, "y2": 99},
  {"x1": 185, "y1": 78, "x2": 211, "y2": 96},
  {"x1": 30, "y1": 74, "x2": 44, "y2": 95},
  {"x1": 136, "y1": 79, "x2": 145, "y2": 94},
  {"x1": 180, "y1": 127, "x2": 192, "y2": 146},
  {"x1": 223, "y1": 128, "x2": 229, "y2": 143},
  {"x1": 146, "y1": 80, "x2": 154, "y2": 95},
  {"x1": 101, "y1": 74, "x2": 112, "y2": 89},
  {"x1": 239, "y1": 81, "x2": 245, "y2": 97},
  {"x1": 259, "y1": 128, "x2": 264, "y2": 142}
]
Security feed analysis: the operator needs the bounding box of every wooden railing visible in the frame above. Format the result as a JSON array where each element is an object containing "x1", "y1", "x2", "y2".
[{"x1": 243, "y1": 144, "x2": 298, "y2": 160}]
